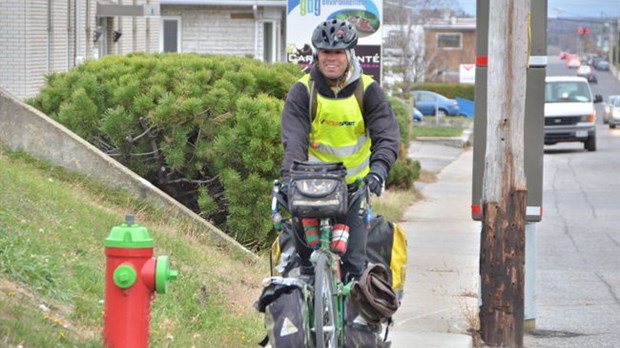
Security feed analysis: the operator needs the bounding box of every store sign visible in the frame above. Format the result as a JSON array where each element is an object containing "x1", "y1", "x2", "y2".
[
  {"x1": 459, "y1": 64, "x2": 475, "y2": 84},
  {"x1": 286, "y1": 0, "x2": 383, "y2": 81}
]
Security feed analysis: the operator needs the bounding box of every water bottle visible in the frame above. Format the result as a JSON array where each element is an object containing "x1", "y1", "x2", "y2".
[{"x1": 364, "y1": 205, "x2": 376, "y2": 229}]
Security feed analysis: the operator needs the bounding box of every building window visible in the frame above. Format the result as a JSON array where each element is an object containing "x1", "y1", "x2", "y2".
[
  {"x1": 437, "y1": 33, "x2": 462, "y2": 49},
  {"x1": 160, "y1": 17, "x2": 181, "y2": 52},
  {"x1": 263, "y1": 21, "x2": 278, "y2": 63}
]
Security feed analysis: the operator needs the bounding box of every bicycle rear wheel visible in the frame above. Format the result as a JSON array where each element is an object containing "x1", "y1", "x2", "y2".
[{"x1": 314, "y1": 251, "x2": 338, "y2": 348}]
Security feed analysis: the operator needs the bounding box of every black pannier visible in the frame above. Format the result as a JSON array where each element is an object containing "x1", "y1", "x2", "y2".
[{"x1": 288, "y1": 161, "x2": 348, "y2": 218}]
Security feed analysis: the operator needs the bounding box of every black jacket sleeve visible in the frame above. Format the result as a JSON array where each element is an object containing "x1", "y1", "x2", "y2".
[
  {"x1": 280, "y1": 81, "x2": 311, "y2": 180},
  {"x1": 362, "y1": 81, "x2": 401, "y2": 175}
]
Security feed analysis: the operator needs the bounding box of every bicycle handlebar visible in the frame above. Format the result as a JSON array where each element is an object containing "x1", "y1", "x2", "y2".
[{"x1": 271, "y1": 177, "x2": 373, "y2": 230}]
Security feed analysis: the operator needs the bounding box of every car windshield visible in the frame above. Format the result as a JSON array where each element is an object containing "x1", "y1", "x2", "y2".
[{"x1": 545, "y1": 81, "x2": 592, "y2": 103}]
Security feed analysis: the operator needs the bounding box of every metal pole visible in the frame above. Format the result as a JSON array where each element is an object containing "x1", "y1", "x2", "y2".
[{"x1": 524, "y1": 222, "x2": 537, "y2": 332}]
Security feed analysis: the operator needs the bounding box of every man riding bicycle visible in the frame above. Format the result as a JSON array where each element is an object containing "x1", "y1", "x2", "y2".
[{"x1": 279, "y1": 18, "x2": 400, "y2": 285}]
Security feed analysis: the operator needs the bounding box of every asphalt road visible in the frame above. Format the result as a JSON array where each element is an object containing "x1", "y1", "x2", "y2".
[{"x1": 523, "y1": 57, "x2": 620, "y2": 347}]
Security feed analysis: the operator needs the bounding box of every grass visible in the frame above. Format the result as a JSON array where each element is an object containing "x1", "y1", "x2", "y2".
[
  {"x1": 413, "y1": 116, "x2": 472, "y2": 138},
  {"x1": 0, "y1": 112, "x2": 468, "y2": 345},
  {"x1": 372, "y1": 187, "x2": 418, "y2": 223},
  {"x1": 0, "y1": 147, "x2": 268, "y2": 347},
  {"x1": 413, "y1": 125, "x2": 464, "y2": 138},
  {"x1": 0, "y1": 144, "x2": 425, "y2": 347}
]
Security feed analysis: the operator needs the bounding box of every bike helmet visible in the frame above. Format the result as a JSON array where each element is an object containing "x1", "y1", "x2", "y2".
[{"x1": 311, "y1": 19, "x2": 358, "y2": 50}]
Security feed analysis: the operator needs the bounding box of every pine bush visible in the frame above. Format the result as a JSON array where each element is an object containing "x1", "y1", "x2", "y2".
[{"x1": 27, "y1": 53, "x2": 413, "y2": 250}]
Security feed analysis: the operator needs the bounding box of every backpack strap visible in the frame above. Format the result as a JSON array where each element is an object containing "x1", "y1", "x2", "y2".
[
  {"x1": 354, "y1": 77, "x2": 365, "y2": 115},
  {"x1": 308, "y1": 78, "x2": 365, "y2": 123},
  {"x1": 309, "y1": 78, "x2": 319, "y2": 123}
]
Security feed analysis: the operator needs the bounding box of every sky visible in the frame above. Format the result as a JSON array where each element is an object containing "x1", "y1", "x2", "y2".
[{"x1": 456, "y1": 0, "x2": 620, "y2": 18}]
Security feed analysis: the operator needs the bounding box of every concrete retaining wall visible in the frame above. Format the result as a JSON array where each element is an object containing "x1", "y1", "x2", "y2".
[{"x1": 0, "y1": 87, "x2": 257, "y2": 260}]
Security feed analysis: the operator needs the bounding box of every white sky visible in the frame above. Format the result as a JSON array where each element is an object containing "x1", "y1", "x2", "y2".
[{"x1": 456, "y1": 0, "x2": 620, "y2": 18}]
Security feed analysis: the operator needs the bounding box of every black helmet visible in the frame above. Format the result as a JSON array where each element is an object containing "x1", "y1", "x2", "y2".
[{"x1": 311, "y1": 19, "x2": 358, "y2": 51}]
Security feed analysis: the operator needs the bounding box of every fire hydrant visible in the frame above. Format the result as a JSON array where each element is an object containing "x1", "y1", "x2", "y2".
[{"x1": 103, "y1": 215, "x2": 178, "y2": 348}]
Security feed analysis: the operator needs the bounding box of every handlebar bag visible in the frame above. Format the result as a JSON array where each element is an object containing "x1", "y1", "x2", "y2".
[{"x1": 288, "y1": 161, "x2": 348, "y2": 218}]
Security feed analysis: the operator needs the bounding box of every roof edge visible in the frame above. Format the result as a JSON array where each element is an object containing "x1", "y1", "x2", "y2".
[{"x1": 161, "y1": 0, "x2": 285, "y2": 7}]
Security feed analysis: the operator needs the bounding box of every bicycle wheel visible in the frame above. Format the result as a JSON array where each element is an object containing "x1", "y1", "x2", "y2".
[{"x1": 314, "y1": 251, "x2": 338, "y2": 348}]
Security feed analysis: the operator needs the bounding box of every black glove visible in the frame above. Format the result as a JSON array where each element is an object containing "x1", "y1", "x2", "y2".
[{"x1": 364, "y1": 163, "x2": 388, "y2": 197}]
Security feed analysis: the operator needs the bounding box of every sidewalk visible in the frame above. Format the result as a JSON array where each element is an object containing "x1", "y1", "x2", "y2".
[{"x1": 388, "y1": 138, "x2": 481, "y2": 348}]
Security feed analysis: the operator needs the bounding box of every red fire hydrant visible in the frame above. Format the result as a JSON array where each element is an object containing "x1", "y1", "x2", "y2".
[{"x1": 103, "y1": 215, "x2": 178, "y2": 348}]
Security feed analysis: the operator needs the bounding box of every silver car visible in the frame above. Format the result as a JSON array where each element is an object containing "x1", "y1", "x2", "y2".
[
  {"x1": 603, "y1": 95, "x2": 620, "y2": 125},
  {"x1": 608, "y1": 97, "x2": 620, "y2": 129}
]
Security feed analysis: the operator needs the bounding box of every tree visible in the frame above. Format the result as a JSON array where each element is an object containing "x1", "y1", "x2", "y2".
[{"x1": 383, "y1": 0, "x2": 463, "y2": 96}]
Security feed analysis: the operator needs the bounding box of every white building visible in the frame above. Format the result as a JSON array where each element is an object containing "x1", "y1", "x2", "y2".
[{"x1": 0, "y1": 0, "x2": 286, "y2": 100}]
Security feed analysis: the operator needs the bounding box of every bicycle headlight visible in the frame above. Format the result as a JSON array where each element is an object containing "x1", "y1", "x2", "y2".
[{"x1": 296, "y1": 178, "x2": 338, "y2": 197}]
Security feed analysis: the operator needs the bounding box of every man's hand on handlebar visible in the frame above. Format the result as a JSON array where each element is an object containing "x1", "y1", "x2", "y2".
[{"x1": 364, "y1": 163, "x2": 387, "y2": 197}]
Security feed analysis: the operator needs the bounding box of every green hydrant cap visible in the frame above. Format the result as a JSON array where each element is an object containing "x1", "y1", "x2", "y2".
[
  {"x1": 113, "y1": 264, "x2": 137, "y2": 288},
  {"x1": 155, "y1": 255, "x2": 179, "y2": 294},
  {"x1": 104, "y1": 215, "x2": 154, "y2": 248}
]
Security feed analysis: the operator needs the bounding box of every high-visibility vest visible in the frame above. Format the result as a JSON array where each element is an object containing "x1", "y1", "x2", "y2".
[{"x1": 299, "y1": 74, "x2": 374, "y2": 184}]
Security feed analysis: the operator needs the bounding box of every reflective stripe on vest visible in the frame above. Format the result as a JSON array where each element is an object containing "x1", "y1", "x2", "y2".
[{"x1": 300, "y1": 74, "x2": 375, "y2": 184}]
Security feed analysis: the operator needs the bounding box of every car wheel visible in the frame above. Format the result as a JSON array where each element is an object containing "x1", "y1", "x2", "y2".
[
  {"x1": 585, "y1": 135, "x2": 597, "y2": 152},
  {"x1": 611, "y1": 124, "x2": 617, "y2": 129},
  {"x1": 436, "y1": 109, "x2": 447, "y2": 117}
]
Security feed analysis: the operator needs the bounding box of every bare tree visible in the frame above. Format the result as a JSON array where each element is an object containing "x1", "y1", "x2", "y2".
[{"x1": 383, "y1": 0, "x2": 462, "y2": 96}]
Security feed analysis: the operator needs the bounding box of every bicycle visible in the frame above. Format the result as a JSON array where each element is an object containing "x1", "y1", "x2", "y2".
[{"x1": 270, "y1": 161, "x2": 372, "y2": 348}]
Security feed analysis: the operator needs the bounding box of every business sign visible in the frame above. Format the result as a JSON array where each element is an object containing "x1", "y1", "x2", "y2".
[
  {"x1": 459, "y1": 64, "x2": 475, "y2": 84},
  {"x1": 286, "y1": 0, "x2": 383, "y2": 81}
]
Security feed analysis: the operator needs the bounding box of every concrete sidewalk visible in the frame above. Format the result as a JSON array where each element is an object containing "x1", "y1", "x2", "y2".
[{"x1": 387, "y1": 140, "x2": 481, "y2": 348}]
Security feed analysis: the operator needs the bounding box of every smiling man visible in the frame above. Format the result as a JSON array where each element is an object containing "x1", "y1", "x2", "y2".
[{"x1": 279, "y1": 18, "x2": 400, "y2": 284}]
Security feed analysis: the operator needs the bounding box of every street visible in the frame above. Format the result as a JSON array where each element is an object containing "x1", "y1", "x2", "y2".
[{"x1": 525, "y1": 57, "x2": 620, "y2": 347}]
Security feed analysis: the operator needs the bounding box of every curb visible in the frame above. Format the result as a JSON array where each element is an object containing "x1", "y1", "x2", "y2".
[{"x1": 415, "y1": 126, "x2": 473, "y2": 148}]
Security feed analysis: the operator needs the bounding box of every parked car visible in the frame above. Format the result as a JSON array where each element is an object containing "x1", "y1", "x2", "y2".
[
  {"x1": 566, "y1": 56, "x2": 581, "y2": 69},
  {"x1": 594, "y1": 60, "x2": 610, "y2": 71},
  {"x1": 544, "y1": 76, "x2": 603, "y2": 152},
  {"x1": 603, "y1": 95, "x2": 620, "y2": 124},
  {"x1": 411, "y1": 90, "x2": 460, "y2": 116},
  {"x1": 412, "y1": 107, "x2": 423, "y2": 122},
  {"x1": 607, "y1": 97, "x2": 620, "y2": 129},
  {"x1": 576, "y1": 65, "x2": 597, "y2": 84}
]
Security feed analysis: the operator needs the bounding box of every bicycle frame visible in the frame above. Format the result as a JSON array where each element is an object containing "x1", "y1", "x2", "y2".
[
  {"x1": 309, "y1": 218, "x2": 354, "y2": 348},
  {"x1": 271, "y1": 175, "x2": 369, "y2": 348}
]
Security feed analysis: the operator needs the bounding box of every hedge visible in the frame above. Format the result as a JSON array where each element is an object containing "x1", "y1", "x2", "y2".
[{"x1": 28, "y1": 53, "x2": 418, "y2": 249}]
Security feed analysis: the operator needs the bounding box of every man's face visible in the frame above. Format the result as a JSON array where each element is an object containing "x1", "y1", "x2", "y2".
[{"x1": 318, "y1": 50, "x2": 348, "y2": 80}]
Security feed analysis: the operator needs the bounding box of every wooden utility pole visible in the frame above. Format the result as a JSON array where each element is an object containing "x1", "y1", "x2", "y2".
[{"x1": 479, "y1": 1, "x2": 529, "y2": 347}]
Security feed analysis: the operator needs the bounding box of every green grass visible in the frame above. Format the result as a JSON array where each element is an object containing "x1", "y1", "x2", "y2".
[
  {"x1": 0, "y1": 147, "x2": 269, "y2": 347},
  {"x1": 413, "y1": 126, "x2": 464, "y2": 138},
  {"x1": 0, "y1": 140, "x2": 425, "y2": 347},
  {"x1": 413, "y1": 116, "x2": 472, "y2": 138}
]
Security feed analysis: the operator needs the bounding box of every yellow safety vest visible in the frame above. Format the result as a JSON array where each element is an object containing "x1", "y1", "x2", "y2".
[{"x1": 300, "y1": 74, "x2": 375, "y2": 184}]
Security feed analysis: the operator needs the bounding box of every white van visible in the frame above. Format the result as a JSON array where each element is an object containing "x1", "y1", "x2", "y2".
[{"x1": 544, "y1": 76, "x2": 603, "y2": 151}]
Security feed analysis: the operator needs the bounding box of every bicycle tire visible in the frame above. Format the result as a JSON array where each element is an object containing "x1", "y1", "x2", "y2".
[{"x1": 314, "y1": 251, "x2": 338, "y2": 348}]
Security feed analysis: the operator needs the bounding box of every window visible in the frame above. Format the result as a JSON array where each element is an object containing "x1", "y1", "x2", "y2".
[
  {"x1": 160, "y1": 17, "x2": 181, "y2": 53},
  {"x1": 263, "y1": 21, "x2": 278, "y2": 63},
  {"x1": 437, "y1": 33, "x2": 462, "y2": 49},
  {"x1": 545, "y1": 81, "x2": 592, "y2": 103}
]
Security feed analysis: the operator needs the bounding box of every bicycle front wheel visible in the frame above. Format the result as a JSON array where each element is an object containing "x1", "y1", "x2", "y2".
[{"x1": 314, "y1": 251, "x2": 338, "y2": 348}]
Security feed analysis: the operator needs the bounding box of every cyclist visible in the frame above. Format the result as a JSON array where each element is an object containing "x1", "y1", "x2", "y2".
[{"x1": 279, "y1": 18, "x2": 400, "y2": 283}]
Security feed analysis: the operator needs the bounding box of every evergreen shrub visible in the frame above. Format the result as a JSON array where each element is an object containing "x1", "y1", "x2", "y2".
[{"x1": 28, "y1": 53, "x2": 415, "y2": 249}]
